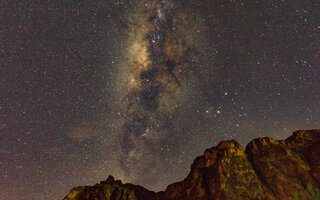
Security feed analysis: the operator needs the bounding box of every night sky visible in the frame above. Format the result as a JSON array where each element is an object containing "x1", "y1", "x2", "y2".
[{"x1": 1, "y1": 1, "x2": 320, "y2": 199}]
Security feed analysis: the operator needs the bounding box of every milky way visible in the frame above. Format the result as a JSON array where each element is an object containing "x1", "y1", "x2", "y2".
[
  {"x1": 1, "y1": 1, "x2": 320, "y2": 200},
  {"x1": 109, "y1": 0, "x2": 218, "y2": 184}
]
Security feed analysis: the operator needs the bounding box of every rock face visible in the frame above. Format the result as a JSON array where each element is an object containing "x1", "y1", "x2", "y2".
[
  {"x1": 245, "y1": 130, "x2": 320, "y2": 200},
  {"x1": 63, "y1": 130, "x2": 320, "y2": 200}
]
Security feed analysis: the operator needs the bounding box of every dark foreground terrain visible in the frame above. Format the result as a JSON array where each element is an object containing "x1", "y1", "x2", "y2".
[{"x1": 64, "y1": 130, "x2": 320, "y2": 200}]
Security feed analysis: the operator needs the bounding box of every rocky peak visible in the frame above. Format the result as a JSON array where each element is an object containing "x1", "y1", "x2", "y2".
[{"x1": 100, "y1": 175, "x2": 123, "y2": 185}]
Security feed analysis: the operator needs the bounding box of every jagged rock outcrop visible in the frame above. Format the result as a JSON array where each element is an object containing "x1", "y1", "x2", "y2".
[
  {"x1": 155, "y1": 140, "x2": 275, "y2": 200},
  {"x1": 64, "y1": 175, "x2": 155, "y2": 200},
  {"x1": 63, "y1": 130, "x2": 320, "y2": 200}
]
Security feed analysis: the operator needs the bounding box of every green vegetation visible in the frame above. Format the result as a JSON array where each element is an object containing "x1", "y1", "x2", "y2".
[{"x1": 289, "y1": 184, "x2": 320, "y2": 200}]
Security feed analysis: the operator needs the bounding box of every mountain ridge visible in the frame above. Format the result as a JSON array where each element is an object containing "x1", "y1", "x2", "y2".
[{"x1": 63, "y1": 129, "x2": 320, "y2": 200}]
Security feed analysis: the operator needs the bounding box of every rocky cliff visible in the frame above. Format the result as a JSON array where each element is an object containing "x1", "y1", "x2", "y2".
[{"x1": 63, "y1": 130, "x2": 320, "y2": 200}]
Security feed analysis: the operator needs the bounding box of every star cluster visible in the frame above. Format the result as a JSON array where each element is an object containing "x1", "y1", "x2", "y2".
[{"x1": 1, "y1": 1, "x2": 319, "y2": 200}]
